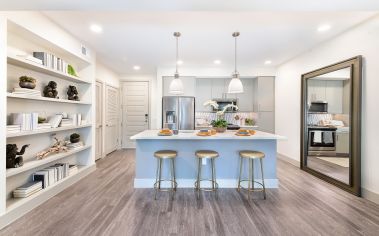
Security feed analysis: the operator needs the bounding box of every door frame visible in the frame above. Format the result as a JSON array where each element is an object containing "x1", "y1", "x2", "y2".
[
  {"x1": 95, "y1": 80, "x2": 105, "y2": 160},
  {"x1": 105, "y1": 83, "x2": 121, "y2": 153},
  {"x1": 120, "y1": 80, "x2": 151, "y2": 148}
]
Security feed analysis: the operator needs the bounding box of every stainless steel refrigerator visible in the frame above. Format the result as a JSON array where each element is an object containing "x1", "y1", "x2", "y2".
[{"x1": 162, "y1": 96, "x2": 195, "y2": 130}]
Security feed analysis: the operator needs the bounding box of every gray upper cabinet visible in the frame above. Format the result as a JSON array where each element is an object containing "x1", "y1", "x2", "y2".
[
  {"x1": 211, "y1": 78, "x2": 226, "y2": 99},
  {"x1": 254, "y1": 77, "x2": 275, "y2": 112},
  {"x1": 236, "y1": 78, "x2": 254, "y2": 111},
  {"x1": 195, "y1": 78, "x2": 212, "y2": 111},
  {"x1": 308, "y1": 79, "x2": 344, "y2": 114}
]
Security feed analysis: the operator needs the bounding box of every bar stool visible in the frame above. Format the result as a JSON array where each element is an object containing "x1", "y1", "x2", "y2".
[
  {"x1": 153, "y1": 150, "x2": 178, "y2": 200},
  {"x1": 194, "y1": 150, "x2": 219, "y2": 199},
  {"x1": 237, "y1": 150, "x2": 266, "y2": 199}
]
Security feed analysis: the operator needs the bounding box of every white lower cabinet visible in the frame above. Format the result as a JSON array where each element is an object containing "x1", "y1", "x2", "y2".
[{"x1": 336, "y1": 132, "x2": 349, "y2": 154}]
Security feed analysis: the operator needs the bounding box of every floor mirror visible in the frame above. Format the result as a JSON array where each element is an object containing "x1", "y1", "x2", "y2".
[{"x1": 300, "y1": 56, "x2": 362, "y2": 196}]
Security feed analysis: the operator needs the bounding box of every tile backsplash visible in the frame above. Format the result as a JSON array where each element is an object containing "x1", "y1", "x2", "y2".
[{"x1": 196, "y1": 112, "x2": 258, "y2": 126}]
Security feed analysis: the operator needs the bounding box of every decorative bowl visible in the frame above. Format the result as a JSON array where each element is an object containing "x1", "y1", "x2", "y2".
[
  {"x1": 213, "y1": 127, "x2": 227, "y2": 133},
  {"x1": 19, "y1": 81, "x2": 36, "y2": 89}
]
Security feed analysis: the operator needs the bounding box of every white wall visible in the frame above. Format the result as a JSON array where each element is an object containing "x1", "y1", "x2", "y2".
[
  {"x1": 276, "y1": 15, "x2": 379, "y2": 199},
  {"x1": 96, "y1": 62, "x2": 120, "y2": 88}
]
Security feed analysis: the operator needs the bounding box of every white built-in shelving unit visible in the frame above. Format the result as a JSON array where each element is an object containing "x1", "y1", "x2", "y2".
[{"x1": 0, "y1": 19, "x2": 96, "y2": 227}]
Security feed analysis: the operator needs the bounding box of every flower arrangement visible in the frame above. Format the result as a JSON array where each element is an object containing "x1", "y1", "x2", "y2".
[{"x1": 203, "y1": 101, "x2": 239, "y2": 132}]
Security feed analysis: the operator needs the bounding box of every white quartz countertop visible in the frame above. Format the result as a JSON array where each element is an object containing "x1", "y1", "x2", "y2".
[{"x1": 130, "y1": 130, "x2": 286, "y2": 140}]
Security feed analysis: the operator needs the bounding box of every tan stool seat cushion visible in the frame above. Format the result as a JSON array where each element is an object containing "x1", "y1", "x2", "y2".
[
  {"x1": 239, "y1": 150, "x2": 265, "y2": 159},
  {"x1": 154, "y1": 150, "x2": 177, "y2": 159},
  {"x1": 195, "y1": 150, "x2": 219, "y2": 159}
]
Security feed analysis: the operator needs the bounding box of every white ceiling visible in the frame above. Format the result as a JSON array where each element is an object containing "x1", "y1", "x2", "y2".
[
  {"x1": 43, "y1": 11, "x2": 377, "y2": 75},
  {"x1": 2, "y1": 0, "x2": 379, "y2": 11}
]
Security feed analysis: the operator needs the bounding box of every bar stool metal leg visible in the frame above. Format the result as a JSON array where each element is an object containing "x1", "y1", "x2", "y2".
[
  {"x1": 237, "y1": 156, "x2": 243, "y2": 191},
  {"x1": 260, "y1": 158, "x2": 266, "y2": 199},
  {"x1": 196, "y1": 158, "x2": 202, "y2": 199},
  {"x1": 211, "y1": 158, "x2": 218, "y2": 199},
  {"x1": 154, "y1": 158, "x2": 160, "y2": 200}
]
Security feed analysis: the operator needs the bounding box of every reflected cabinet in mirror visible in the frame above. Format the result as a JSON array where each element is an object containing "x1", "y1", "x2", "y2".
[{"x1": 301, "y1": 56, "x2": 362, "y2": 196}]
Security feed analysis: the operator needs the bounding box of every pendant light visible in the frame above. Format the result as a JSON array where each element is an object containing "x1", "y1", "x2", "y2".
[
  {"x1": 169, "y1": 32, "x2": 184, "y2": 95},
  {"x1": 228, "y1": 32, "x2": 244, "y2": 94}
]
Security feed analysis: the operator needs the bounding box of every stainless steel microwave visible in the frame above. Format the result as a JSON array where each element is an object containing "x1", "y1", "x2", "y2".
[
  {"x1": 212, "y1": 98, "x2": 238, "y2": 112},
  {"x1": 308, "y1": 101, "x2": 328, "y2": 113}
]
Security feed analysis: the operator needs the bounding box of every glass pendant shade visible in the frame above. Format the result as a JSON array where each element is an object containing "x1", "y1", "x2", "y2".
[
  {"x1": 228, "y1": 74, "x2": 244, "y2": 93},
  {"x1": 227, "y1": 31, "x2": 244, "y2": 94},
  {"x1": 169, "y1": 32, "x2": 184, "y2": 95},
  {"x1": 169, "y1": 76, "x2": 184, "y2": 95}
]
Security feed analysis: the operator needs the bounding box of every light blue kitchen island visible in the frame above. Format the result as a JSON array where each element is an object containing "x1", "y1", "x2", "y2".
[{"x1": 130, "y1": 130, "x2": 286, "y2": 188}]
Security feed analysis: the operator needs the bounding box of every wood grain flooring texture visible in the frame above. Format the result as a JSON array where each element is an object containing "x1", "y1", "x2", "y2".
[{"x1": 1, "y1": 149, "x2": 379, "y2": 236}]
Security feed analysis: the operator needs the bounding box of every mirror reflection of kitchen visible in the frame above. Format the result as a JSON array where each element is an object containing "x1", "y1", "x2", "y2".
[{"x1": 306, "y1": 67, "x2": 351, "y2": 184}]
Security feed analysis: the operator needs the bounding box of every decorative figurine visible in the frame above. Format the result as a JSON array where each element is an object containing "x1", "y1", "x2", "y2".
[
  {"x1": 6, "y1": 144, "x2": 29, "y2": 168},
  {"x1": 67, "y1": 85, "x2": 79, "y2": 101},
  {"x1": 43, "y1": 81, "x2": 58, "y2": 98},
  {"x1": 19, "y1": 76, "x2": 36, "y2": 89},
  {"x1": 67, "y1": 64, "x2": 78, "y2": 77},
  {"x1": 36, "y1": 137, "x2": 68, "y2": 160},
  {"x1": 70, "y1": 133, "x2": 80, "y2": 143}
]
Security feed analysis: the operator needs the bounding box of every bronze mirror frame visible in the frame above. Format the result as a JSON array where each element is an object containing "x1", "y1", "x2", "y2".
[{"x1": 300, "y1": 56, "x2": 362, "y2": 196}]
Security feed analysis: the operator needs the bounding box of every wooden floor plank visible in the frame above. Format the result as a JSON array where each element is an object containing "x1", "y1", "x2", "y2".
[{"x1": 1, "y1": 149, "x2": 379, "y2": 236}]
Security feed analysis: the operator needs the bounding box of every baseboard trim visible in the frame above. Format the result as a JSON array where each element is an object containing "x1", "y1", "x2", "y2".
[
  {"x1": 362, "y1": 188, "x2": 379, "y2": 205},
  {"x1": 278, "y1": 153, "x2": 300, "y2": 167},
  {"x1": 134, "y1": 178, "x2": 278, "y2": 188}
]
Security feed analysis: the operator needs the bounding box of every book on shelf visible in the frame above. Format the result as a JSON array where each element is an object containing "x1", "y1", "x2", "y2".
[
  {"x1": 60, "y1": 118, "x2": 73, "y2": 127},
  {"x1": 13, "y1": 181, "x2": 43, "y2": 198},
  {"x1": 66, "y1": 141, "x2": 84, "y2": 150},
  {"x1": 68, "y1": 113, "x2": 83, "y2": 126},
  {"x1": 69, "y1": 165, "x2": 78, "y2": 176},
  {"x1": 11, "y1": 112, "x2": 48, "y2": 131},
  {"x1": 12, "y1": 88, "x2": 42, "y2": 97},
  {"x1": 7, "y1": 124, "x2": 21, "y2": 133},
  {"x1": 48, "y1": 115, "x2": 63, "y2": 128},
  {"x1": 35, "y1": 123, "x2": 52, "y2": 130},
  {"x1": 33, "y1": 171, "x2": 49, "y2": 189},
  {"x1": 15, "y1": 54, "x2": 43, "y2": 65},
  {"x1": 33, "y1": 52, "x2": 69, "y2": 74}
]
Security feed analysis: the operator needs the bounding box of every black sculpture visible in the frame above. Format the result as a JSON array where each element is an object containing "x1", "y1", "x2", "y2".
[
  {"x1": 43, "y1": 81, "x2": 58, "y2": 98},
  {"x1": 6, "y1": 144, "x2": 29, "y2": 168},
  {"x1": 67, "y1": 85, "x2": 79, "y2": 101}
]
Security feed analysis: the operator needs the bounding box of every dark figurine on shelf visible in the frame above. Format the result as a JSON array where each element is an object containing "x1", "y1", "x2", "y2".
[
  {"x1": 67, "y1": 85, "x2": 79, "y2": 101},
  {"x1": 6, "y1": 144, "x2": 29, "y2": 168},
  {"x1": 43, "y1": 81, "x2": 58, "y2": 98},
  {"x1": 70, "y1": 133, "x2": 80, "y2": 143}
]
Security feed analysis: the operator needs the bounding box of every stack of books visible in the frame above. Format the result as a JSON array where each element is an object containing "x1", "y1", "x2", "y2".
[
  {"x1": 68, "y1": 113, "x2": 82, "y2": 126},
  {"x1": 13, "y1": 181, "x2": 43, "y2": 198},
  {"x1": 66, "y1": 141, "x2": 84, "y2": 150},
  {"x1": 60, "y1": 118, "x2": 73, "y2": 127},
  {"x1": 35, "y1": 123, "x2": 52, "y2": 130},
  {"x1": 33, "y1": 163, "x2": 70, "y2": 189},
  {"x1": 33, "y1": 52, "x2": 69, "y2": 74},
  {"x1": 12, "y1": 88, "x2": 41, "y2": 97},
  {"x1": 69, "y1": 165, "x2": 78, "y2": 176},
  {"x1": 7, "y1": 125, "x2": 21, "y2": 134}
]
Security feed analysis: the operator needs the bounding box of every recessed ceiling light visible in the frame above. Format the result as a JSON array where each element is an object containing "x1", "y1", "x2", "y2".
[
  {"x1": 214, "y1": 60, "x2": 221, "y2": 65},
  {"x1": 133, "y1": 65, "x2": 140, "y2": 70},
  {"x1": 177, "y1": 60, "x2": 183, "y2": 65},
  {"x1": 317, "y1": 24, "x2": 331, "y2": 32},
  {"x1": 264, "y1": 60, "x2": 272, "y2": 65},
  {"x1": 90, "y1": 24, "x2": 103, "y2": 33}
]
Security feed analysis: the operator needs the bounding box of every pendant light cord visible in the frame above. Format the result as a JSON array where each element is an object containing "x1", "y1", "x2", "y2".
[
  {"x1": 234, "y1": 35, "x2": 237, "y2": 74},
  {"x1": 176, "y1": 35, "x2": 179, "y2": 74}
]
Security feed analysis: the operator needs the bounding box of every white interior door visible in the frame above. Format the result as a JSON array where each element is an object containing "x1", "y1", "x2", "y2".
[
  {"x1": 95, "y1": 81, "x2": 103, "y2": 160},
  {"x1": 122, "y1": 81, "x2": 149, "y2": 148},
  {"x1": 105, "y1": 85, "x2": 119, "y2": 154}
]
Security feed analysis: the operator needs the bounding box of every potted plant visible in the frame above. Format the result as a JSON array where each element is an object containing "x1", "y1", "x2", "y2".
[
  {"x1": 70, "y1": 133, "x2": 80, "y2": 143},
  {"x1": 19, "y1": 76, "x2": 36, "y2": 89},
  {"x1": 211, "y1": 119, "x2": 228, "y2": 133}
]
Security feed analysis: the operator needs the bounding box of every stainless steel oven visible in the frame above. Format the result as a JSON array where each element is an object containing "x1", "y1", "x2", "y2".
[
  {"x1": 212, "y1": 98, "x2": 238, "y2": 112},
  {"x1": 308, "y1": 126, "x2": 337, "y2": 156}
]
